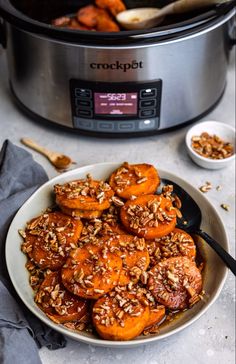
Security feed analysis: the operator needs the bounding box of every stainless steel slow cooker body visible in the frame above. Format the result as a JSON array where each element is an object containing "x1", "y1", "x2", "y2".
[{"x1": 0, "y1": 0, "x2": 235, "y2": 136}]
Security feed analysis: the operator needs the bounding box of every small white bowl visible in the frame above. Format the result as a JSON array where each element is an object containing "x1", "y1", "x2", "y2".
[{"x1": 185, "y1": 121, "x2": 235, "y2": 169}]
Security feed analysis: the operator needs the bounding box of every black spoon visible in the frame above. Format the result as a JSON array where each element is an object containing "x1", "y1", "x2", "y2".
[{"x1": 159, "y1": 178, "x2": 236, "y2": 276}]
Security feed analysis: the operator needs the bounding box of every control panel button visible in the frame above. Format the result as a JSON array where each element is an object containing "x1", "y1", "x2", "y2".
[
  {"x1": 139, "y1": 109, "x2": 156, "y2": 118},
  {"x1": 75, "y1": 99, "x2": 92, "y2": 108},
  {"x1": 140, "y1": 88, "x2": 157, "y2": 99},
  {"x1": 117, "y1": 121, "x2": 136, "y2": 131},
  {"x1": 70, "y1": 79, "x2": 162, "y2": 133},
  {"x1": 97, "y1": 121, "x2": 114, "y2": 130},
  {"x1": 76, "y1": 108, "x2": 93, "y2": 118},
  {"x1": 140, "y1": 99, "x2": 156, "y2": 108},
  {"x1": 74, "y1": 118, "x2": 94, "y2": 130},
  {"x1": 75, "y1": 88, "x2": 92, "y2": 98},
  {"x1": 139, "y1": 119, "x2": 156, "y2": 130}
]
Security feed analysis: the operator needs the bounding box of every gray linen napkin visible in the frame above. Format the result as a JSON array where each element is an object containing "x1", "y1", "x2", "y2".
[{"x1": 0, "y1": 140, "x2": 66, "y2": 364}]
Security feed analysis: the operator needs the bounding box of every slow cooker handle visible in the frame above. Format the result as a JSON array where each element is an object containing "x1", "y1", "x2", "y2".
[
  {"x1": 0, "y1": 17, "x2": 6, "y2": 48},
  {"x1": 228, "y1": 15, "x2": 236, "y2": 46}
]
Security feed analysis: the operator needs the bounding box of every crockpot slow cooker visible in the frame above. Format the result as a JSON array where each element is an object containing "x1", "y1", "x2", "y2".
[{"x1": 0, "y1": 0, "x2": 235, "y2": 137}]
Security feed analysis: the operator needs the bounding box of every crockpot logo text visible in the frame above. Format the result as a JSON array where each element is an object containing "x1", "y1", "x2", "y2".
[{"x1": 90, "y1": 60, "x2": 143, "y2": 72}]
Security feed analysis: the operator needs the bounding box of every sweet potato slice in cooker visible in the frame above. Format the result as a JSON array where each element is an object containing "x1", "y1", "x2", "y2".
[
  {"x1": 147, "y1": 256, "x2": 203, "y2": 310},
  {"x1": 120, "y1": 194, "x2": 176, "y2": 239},
  {"x1": 21, "y1": 212, "x2": 83, "y2": 270},
  {"x1": 96, "y1": 9, "x2": 120, "y2": 32},
  {"x1": 61, "y1": 243, "x2": 122, "y2": 299},
  {"x1": 76, "y1": 4, "x2": 99, "y2": 28},
  {"x1": 92, "y1": 287, "x2": 150, "y2": 340},
  {"x1": 77, "y1": 4, "x2": 120, "y2": 32},
  {"x1": 54, "y1": 177, "x2": 114, "y2": 211},
  {"x1": 146, "y1": 228, "x2": 196, "y2": 266},
  {"x1": 68, "y1": 18, "x2": 92, "y2": 30},
  {"x1": 95, "y1": 0, "x2": 126, "y2": 16},
  {"x1": 35, "y1": 271, "x2": 88, "y2": 324},
  {"x1": 109, "y1": 162, "x2": 160, "y2": 200},
  {"x1": 52, "y1": 16, "x2": 71, "y2": 27}
]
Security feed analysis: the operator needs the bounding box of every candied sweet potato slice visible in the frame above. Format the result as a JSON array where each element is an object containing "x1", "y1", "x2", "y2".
[
  {"x1": 109, "y1": 162, "x2": 160, "y2": 200},
  {"x1": 92, "y1": 287, "x2": 150, "y2": 340},
  {"x1": 147, "y1": 228, "x2": 196, "y2": 266},
  {"x1": 52, "y1": 16, "x2": 71, "y2": 27},
  {"x1": 120, "y1": 194, "x2": 176, "y2": 239},
  {"x1": 147, "y1": 256, "x2": 203, "y2": 310},
  {"x1": 103, "y1": 234, "x2": 150, "y2": 285},
  {"x1": 96, "y1": 9, "x2": 120, "y2": 31},
  {"x1": 60, "y1": 205, "x2": 103, "y2": 219},
  {"x1": 76, "y1": 4, "x2": 99, "y2": 28},
  {"x1": 21, "y1": 212, "x2": 83, "y2": 270},
  {"x1": 95, "y1": 0, "x2": 126, "y2": 16},
  {"x1": 61, "y1": 243, "x2": 122, "y2": 299},
  {"x1": 35, "y1": 271, "x2": 88, "y2": 324},
  {"x1": 77, "y1": 5, "x2": 120, "y2": 32},
  {"x1": 144, "y1": 305, "x2": 165, "y2": 329},
  {"x1": 54, "y1": 177, "x2": 114, "y2": 211},
  {"x1": 68, "y1": 18, "x2": 92, "y2": 30}
]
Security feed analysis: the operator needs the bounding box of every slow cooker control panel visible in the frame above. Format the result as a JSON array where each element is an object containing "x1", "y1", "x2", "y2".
[{"x1": 70, "y1": 80, "x2": 162, "y2": 133}]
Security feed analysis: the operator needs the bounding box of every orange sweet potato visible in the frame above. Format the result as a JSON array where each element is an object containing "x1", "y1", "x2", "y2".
[
  {"x1": 120, "y1": 194, "x2": 176, "y2": 239},
  {"x1": 35, "y1": 271, "x2": 88, "y2": 324},
  {"x1": 92, "y1": 288, "x2": 150, "y2": 340},
  {"x1": 21, "y1": 212, "x2": 83, "y2": 270},
  {"x1": 76, "y1": 5, "x2": 99, "y2": 28},
  {"x1": 68, "y1": 18, "x2": 92, "y2": 30},
  {"x1": 52, "y1": 16, "x2": 71, "y2": 27},
  {"x1": 109, "y1": 163, "x2": 160, "y2": 200},
  {"x1": 54, "y1": 178, "x2": 114, "y2": 211},
  {"x1": 171, "y1": 228, "x2": 196, "y2": 260},
  {"x1": 103, "y1": 234, "x2": 150, "y2": 285},
  {"x1": 61, "y1": 243, "x2": 122, "y2": 299},
  {"x1": 95, "y1": 0, "x2": 126, "y2": 16},
  {"x1": 146, "y1": 228, "x2": 196, "y2": 266},
  {"x1": 144, "y1": 305, "x2": 165, "y2": 329},
  {"x1": 60, "y1": 205, "x2": 103, "y2": 219},
  {"x1": 147, "y1": 256, "x2": 203, "y2": 310},
  {"x1": 96, "y1": 8, "x2": 120, "y2": 31}
]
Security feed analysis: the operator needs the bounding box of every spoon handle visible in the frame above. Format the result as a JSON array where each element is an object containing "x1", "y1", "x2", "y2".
[
  {"x1": 173, "y1": 0, "x2": 229, "y2": 14},
  {"x1": 196, "y1": 229, "x2": 236, "y2": 276},
  {"x1": 21, "y1": 138, "x2": 55, "y2": 159}
]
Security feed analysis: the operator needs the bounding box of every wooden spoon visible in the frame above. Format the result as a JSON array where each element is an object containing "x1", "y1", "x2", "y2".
[
  {"x1": 116, "y1": 0, "x2": 231, "y2": 30},
  {"x1": 21, "y1": 138, "x2": 73, "y2": 170}
]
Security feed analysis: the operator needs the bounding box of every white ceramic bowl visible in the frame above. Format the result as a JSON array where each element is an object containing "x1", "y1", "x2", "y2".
[
  {"x1": 5, "y1": 163, "x2": 228, "y2": 348},
  {"x1": 185, "y1": 121, "x2": 235, "y2": 169}
]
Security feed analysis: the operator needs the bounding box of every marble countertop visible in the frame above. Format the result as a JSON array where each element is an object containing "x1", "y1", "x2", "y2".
[{"x1": 0, "y1": 48, "x2": 235, "y2": 364}]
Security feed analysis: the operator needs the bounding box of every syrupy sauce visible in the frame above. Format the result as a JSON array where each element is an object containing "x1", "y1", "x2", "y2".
[
  {"x1": 24, "y1": 202, "x2": 207, "y2": 339},
  {"x1": 61, "y1": 239, "x2": 207, "y2": 337}
]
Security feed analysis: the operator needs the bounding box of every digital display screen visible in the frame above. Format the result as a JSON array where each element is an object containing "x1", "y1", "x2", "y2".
[{"x1": 94, "y1": 93, "x2": 138, "y2": 116}]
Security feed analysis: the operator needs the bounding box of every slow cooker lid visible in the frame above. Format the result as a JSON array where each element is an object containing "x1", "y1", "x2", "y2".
[{"x1": 0, "y1": 0, "x2": 235, "y2": 44}]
